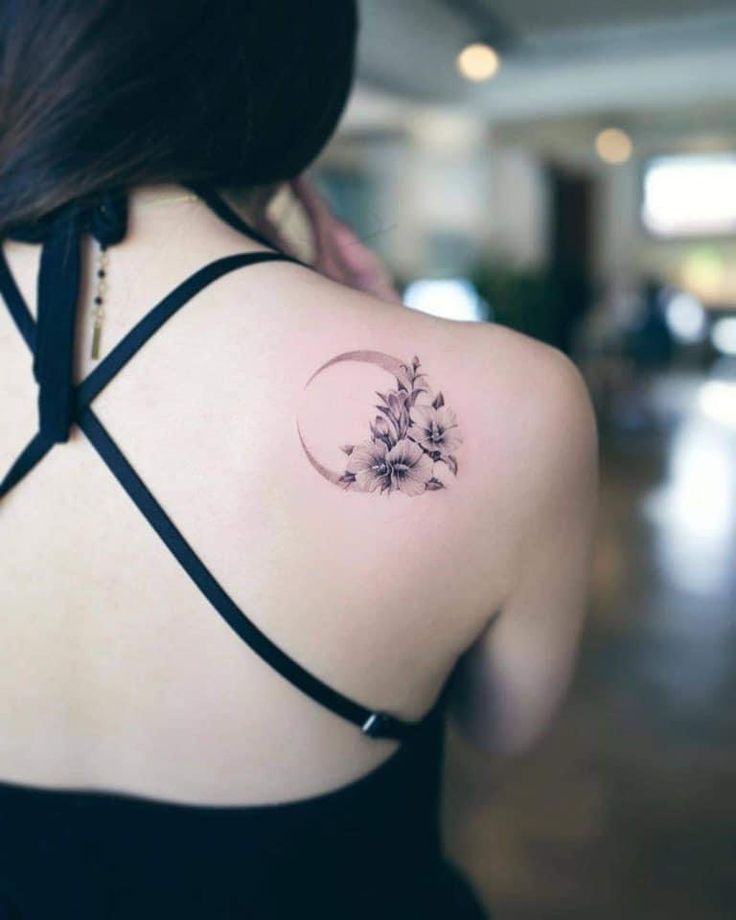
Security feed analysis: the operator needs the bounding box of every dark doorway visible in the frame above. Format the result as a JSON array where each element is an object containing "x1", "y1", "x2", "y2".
[{"x1": 548, "y1": 164, "x2": 596, "y2": 353}]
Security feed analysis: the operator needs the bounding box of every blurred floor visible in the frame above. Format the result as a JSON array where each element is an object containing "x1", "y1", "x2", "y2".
[{"x1": 442, "y1": 364, "x2": 736, "y2": 920}]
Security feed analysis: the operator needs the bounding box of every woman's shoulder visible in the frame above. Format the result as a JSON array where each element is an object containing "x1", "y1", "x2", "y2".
[
  {"x1": 307, "y1": 276, "x2": 596, "y2": 471},
  {"x1": 132, "y1": 260, "x2": 597, "y2": 692},
  {"x1": 204, "y1": 261, "x2": 597, "y2": 513}
]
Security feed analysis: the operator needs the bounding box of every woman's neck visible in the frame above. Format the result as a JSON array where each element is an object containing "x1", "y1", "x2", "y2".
[{"x1": 125, "y1": 180, "x2": 281, "y2": 254}]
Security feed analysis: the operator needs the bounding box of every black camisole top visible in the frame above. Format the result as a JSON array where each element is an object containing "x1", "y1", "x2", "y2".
[{"x1": 0, "y1": 184, "x2": 489, "y2": 919}]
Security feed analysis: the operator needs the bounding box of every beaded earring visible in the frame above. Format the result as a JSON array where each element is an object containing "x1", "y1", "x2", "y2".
[
  {"x1": 88, "y1": 191, "x2": 199, "y2": 360},
  {"x1": 90, "y1": 241, "x2": 108, "y2": 360}
]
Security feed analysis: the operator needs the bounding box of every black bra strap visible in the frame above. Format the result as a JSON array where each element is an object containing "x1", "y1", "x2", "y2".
[
  {"x1": 0, "y1": 253, "x2": 296, "y2": 500},
  {"x1": 0, "y1": 248, "x2": 52, "y2": 500},
  {"x1": 77, "y1": 252, "x2": 300, "y2": 407},
  {"x1": 0, "y1": 246, "x2": 418, "y2": 742},
  {"x1": 77, "y1": 406, "x2": 411, "y2": 740},
  {"x1": 0, "y1": 431, "x2": 51, "y2": 500},
  {"x1": 0, "y1": 245, "x2": 35, "y2": 350},
  {"x1": 184, "y1": 183, "x2": 293, "y2": 255}
]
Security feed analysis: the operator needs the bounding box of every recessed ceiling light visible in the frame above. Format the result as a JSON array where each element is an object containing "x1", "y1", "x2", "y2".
[
  {"x1": 457, "y1": 43, "x2": 501, "y2": 82},
  {"x1": 595, "y1": 128, "x2": 633, "y2": 164}
]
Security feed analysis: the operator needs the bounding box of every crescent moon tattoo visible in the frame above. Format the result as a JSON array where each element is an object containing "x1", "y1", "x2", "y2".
[{"x1": 297, "y1": 350, "x2": 462, "y2": 497}]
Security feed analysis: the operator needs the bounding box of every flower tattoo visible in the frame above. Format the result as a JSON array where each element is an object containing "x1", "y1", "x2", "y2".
[
  {"x1": 298, "y1": 351, "x2": 463, "y2": 497},
  {"x1": 344, "y1": 437, "x2": 434, "y2": 496}
]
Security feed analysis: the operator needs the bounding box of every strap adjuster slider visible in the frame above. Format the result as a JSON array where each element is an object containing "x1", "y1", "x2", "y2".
[{"x1": 361, "y1": 711, "x2": 392, "y2": 738}]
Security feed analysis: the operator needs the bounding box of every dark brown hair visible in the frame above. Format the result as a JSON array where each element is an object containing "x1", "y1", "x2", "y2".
[{"x1": 0, "y1": 0, "x2": 358, "y2": 232}]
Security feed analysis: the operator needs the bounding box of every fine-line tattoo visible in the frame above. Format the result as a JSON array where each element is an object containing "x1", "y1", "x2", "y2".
[{"x1": 298, "y1": 351, "x2": 463, "y2": 496}]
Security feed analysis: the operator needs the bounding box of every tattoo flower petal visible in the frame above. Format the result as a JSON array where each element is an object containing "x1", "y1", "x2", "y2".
[
  {"x1": 408, "y1": 404, "x2": 463, "y2": 459},
  {"x1": 345, "y1": 439, "x2": 392, "y2": 492},
  {"x1": 386, "y1": 439, "x2": 434, "y2": 496}
]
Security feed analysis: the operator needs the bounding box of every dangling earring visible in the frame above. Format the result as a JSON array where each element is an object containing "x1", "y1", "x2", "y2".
[
  {"x1": 88, "y1": 189, "x2": 199, "y2": 361},
  {"x1": 90, "y1": 240, "x2": 108, "y2": 360}
]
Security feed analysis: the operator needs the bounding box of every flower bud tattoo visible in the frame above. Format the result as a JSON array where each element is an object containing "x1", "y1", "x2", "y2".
[{"x1": 298, "y1": 351, "x2": 462, "y2": 496}]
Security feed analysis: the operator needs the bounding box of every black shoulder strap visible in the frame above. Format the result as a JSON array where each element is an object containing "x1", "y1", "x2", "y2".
[
  {"x1": 0, "y1": 251, "x2": 295, "y2": 499},
  {"x1": 0, "y1": 245, "x2": 420, "y2": 742}
]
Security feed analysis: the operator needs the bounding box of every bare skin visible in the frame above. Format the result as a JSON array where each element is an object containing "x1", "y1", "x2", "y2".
[{"x1": 0, "y1": 179, "x2": 598, "y2": 806}]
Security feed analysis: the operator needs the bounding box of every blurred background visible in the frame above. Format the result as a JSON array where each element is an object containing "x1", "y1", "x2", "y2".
[{"x1": 302, "y1": 2, "x2": 736, "y2": 918}]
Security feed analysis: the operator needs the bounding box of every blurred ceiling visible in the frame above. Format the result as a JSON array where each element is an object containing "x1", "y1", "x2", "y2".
[
  {"x1": 354, "y1": 1, "x2": 736, "y2": 132},
  {"x1": 475, "y1": 0, "x2": 736, "y2": 34}
]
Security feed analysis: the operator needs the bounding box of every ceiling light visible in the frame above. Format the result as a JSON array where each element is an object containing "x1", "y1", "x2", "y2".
[
  {"x1": 595, "y1": 128, "x2": 633, "y2": 165},
  {"x1": 457, "y1": 43, "x2": 501, "y2": 82}
]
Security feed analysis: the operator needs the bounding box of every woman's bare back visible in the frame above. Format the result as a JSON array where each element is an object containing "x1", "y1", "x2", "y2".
[{"x1": 0, "y1": 186, "x2": 597, "y2": 806}]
